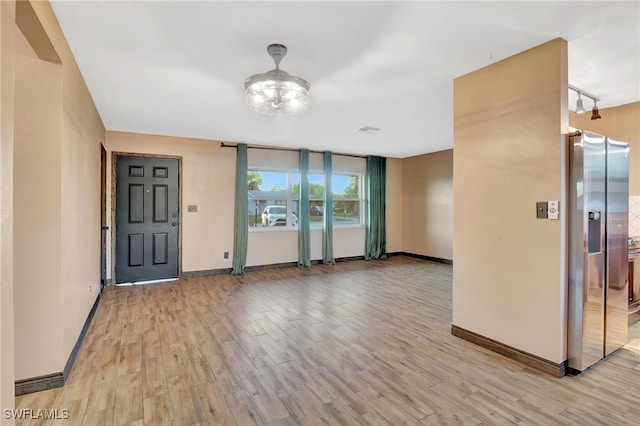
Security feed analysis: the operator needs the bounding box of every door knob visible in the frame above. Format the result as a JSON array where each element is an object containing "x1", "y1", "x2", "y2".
[{"x1": 172, "y1": 222, "x2": 177, "y2": 226}]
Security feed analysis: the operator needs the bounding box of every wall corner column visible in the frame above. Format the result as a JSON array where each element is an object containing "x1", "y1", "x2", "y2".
[
  {"x1": 1, "y1": 0, "x2": 17, "y2": 419},
  {"x1": 452, "y1": 38, "x2": 569, "y2": 369}
]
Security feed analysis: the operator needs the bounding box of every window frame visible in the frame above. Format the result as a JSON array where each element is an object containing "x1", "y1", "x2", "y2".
[
  {"x1": 247, "y1": 168, "x2": 365, "y2": 232},
  {"x1": 248, "y1": 168, "x2": 299, "y2": 231}
]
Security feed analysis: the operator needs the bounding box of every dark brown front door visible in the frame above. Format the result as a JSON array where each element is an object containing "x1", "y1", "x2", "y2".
[{"x1": 115, "y1": 155, "x2": 179, "y2": 283}]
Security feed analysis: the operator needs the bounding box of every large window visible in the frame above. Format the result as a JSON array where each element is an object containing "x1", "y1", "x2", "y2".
[
  {"x1": 248, "y1": 170, "x2": 298, "y2": 228},
  {"x1": 248, "y1": 169, "x2": 363, "y2": 229},
  {"x1": 306, "y1": 174, "x2": 361, "y2": 226}
]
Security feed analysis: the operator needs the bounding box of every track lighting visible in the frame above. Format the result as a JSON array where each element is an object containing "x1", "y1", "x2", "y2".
[
  {"x1": 575, "y1": 92, "x2": 586, "y2": 114},
  {"x1": 591, "y1": 100, "x2": 601, "y2": 120},
  {"x1": 569, "y1": 85, "x2": 602, "y2": 119}
]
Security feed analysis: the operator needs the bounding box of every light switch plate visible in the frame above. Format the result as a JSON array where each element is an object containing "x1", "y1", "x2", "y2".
[
  {"x1": 536, "y1": 202, "x2": 548, "y2": 219},
  {"x1": 548, "y1": 200, "x2": 559, "y2": 220}
]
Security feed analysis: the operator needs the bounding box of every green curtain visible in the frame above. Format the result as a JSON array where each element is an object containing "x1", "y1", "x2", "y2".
[
  {"x1": 365, "y1": 155, "x2": 386, "y2": 260},
  {"x1": 322, "y1": 151, "x2": 335, "y2": 264},
  {"x1": 231, "y1": 144, "x2": 248, "y2": 274},
  {"x1": 298, "y1": 149, "x2": 311, "y2": 267}
]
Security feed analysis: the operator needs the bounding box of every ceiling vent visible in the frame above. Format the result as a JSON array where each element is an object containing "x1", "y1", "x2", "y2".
[{"x1": 354, "y1": 126, "x2": 382, "y2": 133}]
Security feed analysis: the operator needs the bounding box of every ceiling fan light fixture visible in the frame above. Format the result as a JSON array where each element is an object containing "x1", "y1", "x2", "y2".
[{"x1": 244, "y1": 44, "x2": 310, "y2": 115}]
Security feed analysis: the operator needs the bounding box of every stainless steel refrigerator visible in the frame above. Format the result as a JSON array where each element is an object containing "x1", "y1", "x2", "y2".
[{"x1": 568, "y1": 130, "x2": 629, "y2": 372}]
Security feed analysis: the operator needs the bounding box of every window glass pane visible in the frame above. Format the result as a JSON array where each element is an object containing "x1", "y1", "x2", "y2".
[
  {"x1": 289, "y1": 173, "x2": 299, "y2": 198},
  {"x1": 333, "y1": 175, "x2": 359, "y2": 199},
  {"x1": 247, "y1": 170, "x2": 362, "y2": 229},
  {"x1": 309, "y1": 201, "x2": 324, "y2": 224},
  {"x1": 251, "y1": 200, "x2": 297, "y2": 227},
  {"x1": 333, "y1": 200, "x2": 360, "y2": 225},
  {"x1": 260, "y1": 171, "x2": 288, "y2": 193},
  {"x1": 248, "y1": 171, "x2": 293, "y2": 228},
  {"x1": 309, "y1": 174, "x2": 325, "y2": 200},
  {"x1": 248, "y1": 171, "x2": 288, "y2": 198}
]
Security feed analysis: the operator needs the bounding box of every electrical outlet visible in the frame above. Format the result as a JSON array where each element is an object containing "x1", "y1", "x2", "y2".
[{"x1": 224, "y1": 251, "x2": 229, "y2": 259}]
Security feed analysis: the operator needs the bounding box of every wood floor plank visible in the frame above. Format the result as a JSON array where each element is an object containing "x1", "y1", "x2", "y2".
[
  {"x1": 81, "y1": 407, "x2": 115, "y2": 426},
  {"x1": 141, "y1": 356, "x2": 168, "y2": 399},
  {"x1": 113, "y1": 373, "x2": 143, "y2": 425},
  {"x1": 142, "y1": 392, "x2": 173, "y2": 426},
  {"x1": 307, "y1": 367, "x2": 371, "y2": 417},
  {"x1": 624, "y1": 407, "x2": 640, "y2": 422},
  {"x1": 166, "y1": 374, "x2": 203, "y2": 426},
  {"x1": 361, "y1": 394, "x2": 423, "y2": 425},
  {"x1": 119, "y1": 342, "x2": 142, "y2": 376},
  {"x1": 195, "y1": 382, "x2": 236, "y2": 426},
  {"x1": 203, "y1": 351, "x2": 244, "y2": 395},
  {"x1": 314, "y1": 400, "x2": 360, "y2": 426},
  {"x1": 278, "y1": 391, "x2": 330, "y2": 426},
  {"x1": 236, "y1": 368, "x2": 290, "y2": 423},
  {"x1": 278, "y1": 360, "x2": 333, "y2": 405},
  {"x1": 224, "y1": 390, "x2": 267, "y2": 425},
  {"x1": 85, "y1": 366, "x2": 118, "y2": 412},
  {"x1": 356, "y1": 412, "x2": 393, "y2": 426},
  {"x1": 14, "y1": 257, "x2": 640, "y2": 426},
  {"x1": 50, "y1": 397, "x2": 87, "y2": 426},
  {"x1": 254, "y1": 333, "x2": 293, "y2": 364},
  {"x1": 560, "y1": 405, "x2": 640, "y2": 426}
]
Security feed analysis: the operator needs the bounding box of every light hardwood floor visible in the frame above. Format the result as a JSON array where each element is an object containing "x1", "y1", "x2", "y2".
[{"x1": 15, "y1": 256, "x2": 640, "y2": 425}]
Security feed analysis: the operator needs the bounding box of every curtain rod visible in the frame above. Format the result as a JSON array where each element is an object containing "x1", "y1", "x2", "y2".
[{"x1": 220, "y1": 142, "x2": 367, "y2": 159}]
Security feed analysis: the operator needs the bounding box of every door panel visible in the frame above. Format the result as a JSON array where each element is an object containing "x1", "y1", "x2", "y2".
[
  {"x1": 153, "y1": 185, "x2": 168, "y2": 222},
  {"x1": 129, "y1": 184, "x2": 144, "y2": 223},
  {"x1": 116, "y1": 156, "x2": 179, "y2": 283},
  {"x1": 605, "y1": 137, "x2": 629, "y2": 356},
  {"x1": 582, "y1": 134, "x2": 606, "y2": 368},
  {"x1": 153, "y1": 233, "x2": 168, "y2": 264},
  {"x1": 128, "y1": 234, "x2": 144, "y2": 266}
]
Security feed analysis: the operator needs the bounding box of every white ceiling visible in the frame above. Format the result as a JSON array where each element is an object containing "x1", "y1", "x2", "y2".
[{"x1": 50, "y1": 1, "x2": 639, "y2": 158}]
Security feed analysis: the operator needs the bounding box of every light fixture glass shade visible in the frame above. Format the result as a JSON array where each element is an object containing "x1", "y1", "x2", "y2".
[
  {"x1": 575, "y1": 94, "x2": 586, "y2": 114},
  {"x1": 591, "y1": 101, "x2": 601, "y2": 120},
  {"x1": 244, "y1": 69, "x2": 310, "y2": 115},
  {"x1": 244, "y1": 44, "x2": 310, "y2": 115}
]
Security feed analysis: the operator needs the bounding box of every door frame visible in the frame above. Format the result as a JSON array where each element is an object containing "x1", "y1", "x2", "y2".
[
  {"x1": 100, "y1": 144, "x2": 107, "y2": 290},
  {"x1": 111, "y1": 152, "x2": 183, "y2": 284}
]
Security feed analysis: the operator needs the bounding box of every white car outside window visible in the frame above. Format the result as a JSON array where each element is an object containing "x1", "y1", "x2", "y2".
[{"x1": 261, "y1": 206, "x2": 298, "y2": 227}]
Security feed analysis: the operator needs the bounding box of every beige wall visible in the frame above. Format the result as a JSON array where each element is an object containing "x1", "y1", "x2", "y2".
[
  {"x1": 393, "y1": 103, "x2": 639, "y2": 265},
  {"x1": 386, "y1": 158, "x2": 403, "y2": 253},
  {"x1": 14, "y1": 30, "x2": 64, "y2": 377},
  {"x1": 1, "y1": 0, "x2": 16, "y2": 417},
  {"x1": 570, "y1": 102, "x2": 640, "y2": 196},
  {"x1": 106, "y1": 132, "x2": 376, "y2": 274},
  {"x1": 106, "y1": 131, "x2": 237, "y2": 275},
  {"x1": 401, "y1": 150, "x2": 453, "y2": 260},
  {"x1": 453, "y1": 39, "x2": 568, "y2": 363},
  {"x1": 12, "y1": 0, "x2": 105, "y2": 381}
]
